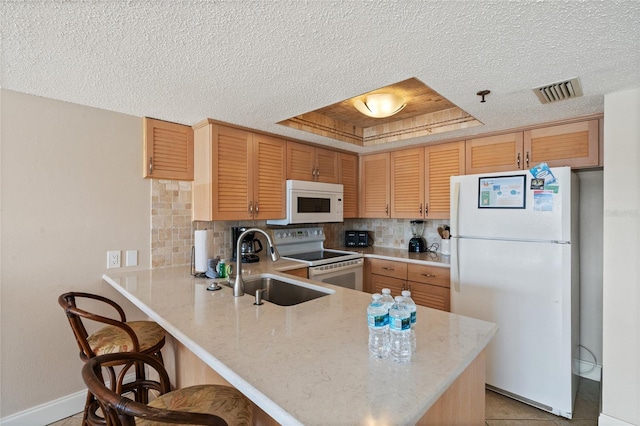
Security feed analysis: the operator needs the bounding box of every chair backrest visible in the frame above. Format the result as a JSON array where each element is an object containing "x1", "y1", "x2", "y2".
[
  {"x1": 82, "y1": 352, "x2": 228, "y2": 426},
  {"x1": 58, "y1": 292, "x2": 138, "y2": 361}
]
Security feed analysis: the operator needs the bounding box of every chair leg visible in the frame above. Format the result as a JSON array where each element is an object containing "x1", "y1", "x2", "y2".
[{"x1": 81, "y1": 389, "x2": 92, "y2": 426}]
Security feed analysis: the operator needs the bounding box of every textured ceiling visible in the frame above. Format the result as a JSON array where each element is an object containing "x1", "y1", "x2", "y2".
[{"x1": 2, "y1": 1, "x2": 639, "y2": 153}]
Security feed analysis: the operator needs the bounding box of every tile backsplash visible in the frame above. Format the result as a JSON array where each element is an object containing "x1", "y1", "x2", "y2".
[{"x1": 151, "y1": 181, "x2": 451, "y2": 267}]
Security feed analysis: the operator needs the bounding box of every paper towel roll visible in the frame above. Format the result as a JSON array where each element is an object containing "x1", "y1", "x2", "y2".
[{"x1": 194, "y1": 230, "x2": 214, "y2": 272}]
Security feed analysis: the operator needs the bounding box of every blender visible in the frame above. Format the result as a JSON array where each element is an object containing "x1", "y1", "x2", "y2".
[{"x1": 408, "y1": 220, "x2": 428, "y2": 252}]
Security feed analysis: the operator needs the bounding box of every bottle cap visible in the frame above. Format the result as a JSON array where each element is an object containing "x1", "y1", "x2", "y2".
[
  {"x1": 402, "y1": 290, "x2": 411, "y2": 297},
  {"x1": 372, "y1": 293, "x2": 382, "y2": 300},
  {"x1": 394, "y1": 295, "x2": 404, "y2": 302},
  {"x1": 382, "y1": 288, "x2": 391, "y2": 294}
]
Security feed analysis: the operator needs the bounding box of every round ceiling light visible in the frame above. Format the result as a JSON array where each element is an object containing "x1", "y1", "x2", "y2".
[{"x1": 354, "y1": 93, "x2": 406, "y2": 118}]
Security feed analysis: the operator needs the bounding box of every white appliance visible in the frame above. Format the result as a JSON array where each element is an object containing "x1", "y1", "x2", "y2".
[
  {"x1": 273, "y1": 227, "x2": 363, "y2": 291},
  {"x1": 450, "y1": 166, "x2": 580, "y2": 419},
  {"x1": 267, "y1": 180, "x2": 343, "y2": 225}
]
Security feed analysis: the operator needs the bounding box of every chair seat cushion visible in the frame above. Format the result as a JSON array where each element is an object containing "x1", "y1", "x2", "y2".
[
  {"x1": 136, "y1": 384, "x2": 252, "y2": 426},
  {"x1": 87, "y1": 321, "x2": 165, "y2": 356}
]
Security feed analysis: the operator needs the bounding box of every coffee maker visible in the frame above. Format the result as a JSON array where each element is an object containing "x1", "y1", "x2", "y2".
[
  {"x1": 232, "y1": 227, "x2": 263, "y2": 263},
  {"x1": 408, "y1": 220, "x2": 428, "y2": 253}
]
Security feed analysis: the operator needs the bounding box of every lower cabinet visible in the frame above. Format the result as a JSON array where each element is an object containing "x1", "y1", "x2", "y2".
[
  {"x1": 367, "y1": 258, "x2": 450, "y2": 312},
  {"x1": 282, "y1": 267, "x2": 308, "y2": 279}
]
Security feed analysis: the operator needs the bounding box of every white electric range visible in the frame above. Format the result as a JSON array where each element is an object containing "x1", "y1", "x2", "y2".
[{"x1": 273, "y1": 227, "x2": 363, "y2": 291}]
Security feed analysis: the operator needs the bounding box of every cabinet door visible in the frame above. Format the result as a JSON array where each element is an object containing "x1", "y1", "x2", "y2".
[
  {"x1": 391, "y1": 148, "x2": 424, "y2": 218},
  {"x1": 144, "y1": 117, "x2": 194, "y2": 181},
  {"x1": 466, "y1": 132, "x2": 524, "y2": 173},
  {"x1": 252, "y1": 134, "x2": 286, "y2": 220},
  {"x1": 359, "y1": 153, "x2": 390, "y2": 218},
  {"x1": 524, "y1": 120, "x2": 599, "y2": 169},
  {"x1": 369, "y1": 258, "x2": 408, "y2": 280},
  {"x1": 315, "y1": 147, "x2": 340, "y2": 183},
  {"x1": 212, "y1": 125, "x2": 253, "y2": 220},
  {"x1": 286, "y1": 142, "x2": 316, "y2": 181},
  {"x1": 371, "y1": 274, "x2": 405, "y2": 297},
  {"x1": 425, "y1": 141, "x2": 465, "y2": 219},
  {"x1": 407, "y1": 280, "x2": 450, "y2": 312},
  {"x1": 339, "y1": 153, "x2": 359, "y2": 218}
]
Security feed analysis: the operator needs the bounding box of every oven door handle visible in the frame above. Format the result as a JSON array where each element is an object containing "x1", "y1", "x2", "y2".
[{"x1": 309, "y1": 259, "x2": 363, "y2": 276}]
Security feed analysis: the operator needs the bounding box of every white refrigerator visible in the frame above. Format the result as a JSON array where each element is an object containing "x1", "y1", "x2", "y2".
[{"x1": 450, "y1": 166, "x2": 579, "y2": 419}]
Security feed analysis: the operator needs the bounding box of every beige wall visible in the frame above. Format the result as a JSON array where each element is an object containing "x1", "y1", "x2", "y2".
[
  {"x1": 602, "y1": 87, "x2": 640, "y2": 424},
  {"x1": 0, "y1": 90, "x2": 152, "y2": 417}
]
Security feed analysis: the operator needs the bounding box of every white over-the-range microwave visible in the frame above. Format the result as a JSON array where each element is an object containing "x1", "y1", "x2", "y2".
[{"x1": 267, "y1": 180, "x2": 343, "y2": 225}]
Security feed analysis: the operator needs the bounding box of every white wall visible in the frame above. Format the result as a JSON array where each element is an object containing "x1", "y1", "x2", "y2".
[
  {"x1": 601, "y1": 87, "x2": 640, "y2": 425},
  {"x1": 0, "y1": 90, "x2": 151, "y2": 419}
]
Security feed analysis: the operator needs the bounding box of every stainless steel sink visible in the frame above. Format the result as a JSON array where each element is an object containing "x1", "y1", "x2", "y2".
[{"x1": 230, "y1": 274, "x2": 333, "y2": 306}]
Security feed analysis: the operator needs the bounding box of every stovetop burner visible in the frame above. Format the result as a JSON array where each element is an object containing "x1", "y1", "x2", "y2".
[{"x1": 284, "y1": 251, "x2": 348, "y2": 262}]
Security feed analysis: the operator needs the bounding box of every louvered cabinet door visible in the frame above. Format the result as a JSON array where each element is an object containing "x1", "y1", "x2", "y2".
[
  {"x1": 466, "y1": 132, "x2": 524, "y2": 173},
  {"x1": 315, "y1": 147, "x2": 340, "y2": 183},
  {"x1": 252, "y1": 134, "x2": 286, "y2": 220},
  {"x1": 144, "y1": 117, "x2": 194, "y2": 180},
  {"x1": 339, "y1": 153, "x2": 358, "y2": 218},
  {"x1": 524, "y1": 120, "x2": 599, "y2": 169},
  {"x1": 407, "y1": 281, "x2": 450, "y2": 312},
  {"x1": 391, "y1": 148, "x2": 424, "y2": 218},
  {"x1": 359, "y1": 153, "x2": 390, "y2": 218},
  {"x1": 286, "y1": 142, "x2": 316, "y2": 181},
  {"x1": 212, "y1": 125, "x2": 253, "y2": 220},
  {"x1": 425, "y1": 141, "x2": 465, "y2": 219}
]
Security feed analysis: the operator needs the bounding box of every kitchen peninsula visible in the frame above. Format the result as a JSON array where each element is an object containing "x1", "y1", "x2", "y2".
[{"x1": 103, "y1": 259, "x2": 496, "y2": 425}]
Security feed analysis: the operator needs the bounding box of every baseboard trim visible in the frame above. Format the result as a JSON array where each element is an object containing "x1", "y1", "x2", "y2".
[
  {"x1": 0, "y1": 372, "x2": 137, "y2": 425},
  {"x1": 0, "y1": 389, "x2": 86, "y2": 426},
  {"x1": 599, "y1": 413, "x2": 635, "y2": 426},
  {"x1": 578, "y1": 359, "x2": 602, "y2": 382}
]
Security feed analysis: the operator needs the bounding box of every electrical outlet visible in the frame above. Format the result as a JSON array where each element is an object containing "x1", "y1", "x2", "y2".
[{"x1": 107, "y1": 251, "x2": 121, "y2": 269}]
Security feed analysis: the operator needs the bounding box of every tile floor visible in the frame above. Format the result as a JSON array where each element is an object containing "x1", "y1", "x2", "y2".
[{"x1": 48, "y1": 378, "x2": 600, "y2": 426}]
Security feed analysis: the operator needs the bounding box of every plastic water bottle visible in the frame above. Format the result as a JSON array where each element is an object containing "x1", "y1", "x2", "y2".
[
  {"x1": 380, "y1": 288, "x2": 395, "y2": 311},
  {"x1": 402, "y1": 290, "x2": 417, "y2": 353},
  {"x1": 367, "y1": 294, "x2": 389, "y2": 359},
  {"x1": 389, "y1": 295, "x2": 412, "y2": 364}
]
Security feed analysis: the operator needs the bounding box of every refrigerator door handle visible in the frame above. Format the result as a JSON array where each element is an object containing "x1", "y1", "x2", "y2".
[{"x1": 451, "y1": 181, "x2": 461, "y2": 292}]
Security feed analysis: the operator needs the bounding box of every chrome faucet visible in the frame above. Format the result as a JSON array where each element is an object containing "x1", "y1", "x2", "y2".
[{"x1": 233, "y1": 228, "x2": 279, "y2": 297}]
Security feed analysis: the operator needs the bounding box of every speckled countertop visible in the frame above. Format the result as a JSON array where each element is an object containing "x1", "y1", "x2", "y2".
[{"x1": 103, "y1": 258, "x2": 493, "y2": 425}]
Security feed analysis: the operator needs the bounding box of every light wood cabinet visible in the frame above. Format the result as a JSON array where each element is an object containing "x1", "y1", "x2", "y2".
[
  {"x1": 282, "y1": 267, "x2": 308, "y2": 279},
  {"x1": 339, "y1": 153, "x2": 359, "y2": 218},
  {"x1": 425, "y1": 141, "x2": 465, "y2": 219},
  {"x1": 359, "y1": 153, "x2": 390, "y2": 218},
  {"x1": 391, "y1": 148, "x2": 424, "y2": 218},
  {"x1": 367, "y1": 258, "x2": 450, "y2": 312},
  {"x1": 143, "y1": 117, "x2": 194, "y2": 181},
  {"x1": 193, "y1": 123, "x2": 286, "y2": 221},
  {"x1": 466, "y1": 132, "x2": 524, "y2": 174},
  {"x1": 466, "y1": 119, "x2": 600, "y2": 174},
  {"x1": 524, "y1": 120, "x2": 599, "y2": 168},
  {"x1": 287, "y1": 142, "x2": 339, "y2": 183}
]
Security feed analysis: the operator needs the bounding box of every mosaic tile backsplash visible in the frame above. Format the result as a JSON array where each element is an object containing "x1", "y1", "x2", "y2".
[{"x1": 151, "y1": 181, "x2": 451, "y2": 267}]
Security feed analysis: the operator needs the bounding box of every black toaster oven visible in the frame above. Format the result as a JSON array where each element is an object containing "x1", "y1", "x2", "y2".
[{"x1": 345, "y1": 230, "x2": 371, "y2": 247}]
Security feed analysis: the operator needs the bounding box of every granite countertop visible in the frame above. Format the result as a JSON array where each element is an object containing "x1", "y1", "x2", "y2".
[
  {"x1": 103, "y1": 259, "x2": 494, "y2": 425},
  {"x1": 330, "y1": 245, "x2": 451, "y2": 267}
]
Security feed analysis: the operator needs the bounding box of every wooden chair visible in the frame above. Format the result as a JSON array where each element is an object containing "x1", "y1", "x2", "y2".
[
  {"x1": 59, "y1": 292, "x2": 166, "y2": 424},
  {"x1": 82, "y1": 352, "x2": 252, "y2": 426}
]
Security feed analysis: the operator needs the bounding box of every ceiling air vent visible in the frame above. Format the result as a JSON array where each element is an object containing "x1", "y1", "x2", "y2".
[{"x1": 533, "y1": 77, "x2": 583, "y2": 104}]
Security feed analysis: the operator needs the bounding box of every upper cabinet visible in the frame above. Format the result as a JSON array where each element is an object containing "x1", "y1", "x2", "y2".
[
  {"x1": 339, "y1": 153, "x2": 359, "y2": 219},
  {"x1": 359, "y1": 153, "x2": 390, "y2": 218},
  {"x1": 390, "y1": 148, "x2": 425, "y2": 218},
  {"x1": 465, "y1": 132, "x2": 523, "y2": 174},
  {"x1": 466, "y1": 119, "x2": 600, "y2": 174},
  {"x1": 424, "y1": 141, "x2": 465, "y2": 219},
  {"x1": 143, "y1": 117, "x2": 194, "y2": 181},
  {"x1": 287, "y1": 142, "x2": 339, "y2": 183},
  {"x1": 192, "y1": 123, "x2": 286, "y2": 221},
  {"x1": 524, "y1": 120, "x2": 599, "y2": 169}
]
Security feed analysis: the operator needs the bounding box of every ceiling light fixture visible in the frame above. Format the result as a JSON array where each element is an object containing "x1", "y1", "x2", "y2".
[{"x1": 354, "y1": 93, "x2": 406, "y2": 118}]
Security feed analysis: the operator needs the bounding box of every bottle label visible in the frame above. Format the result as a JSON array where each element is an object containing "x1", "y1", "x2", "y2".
[
  {"x1": 389, "y1": 316, "x2": 411, "y2": 331},
  {"x1": 411, "y1": 311, "x2": 416, "y2": 324},
  {"x1": 368, "y1": 313, "x2": 388, "y2": 328}
]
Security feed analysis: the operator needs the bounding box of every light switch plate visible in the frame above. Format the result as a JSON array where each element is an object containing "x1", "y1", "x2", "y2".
[{"x1": 125, "y1": 250, "x2": 138, "y2": 267}]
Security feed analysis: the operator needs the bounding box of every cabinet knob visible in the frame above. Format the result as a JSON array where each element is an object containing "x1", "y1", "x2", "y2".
[
  {"x1": 517, "y1": 153, "x2": 521, "y2": 168},
  {"x1": 254, "y1": 201, "x2": 259, "y2": 215},
  {"x1": 248, "y1": 201, "x2": 253, "y2": 215},
  {"x1": 422, "y1": 273, "x2": 436, "y2": 278},
  {"x1": 419, "y1": 203, "x2": 423, "y2": 215},
  {"x1": 148, "y1": 157, "x2": 153, "y2": 174},
  {"x1": 526, "y1": 151, "x2": 530, "y2": 168}
]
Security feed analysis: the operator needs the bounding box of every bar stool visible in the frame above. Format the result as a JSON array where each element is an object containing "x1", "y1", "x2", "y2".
[
  {"x1": 59, "y1": 292, "x2": 166, "y2": 424},
  {"x1": 82, "y1": 352, "x2": 252, "y2": 426}
]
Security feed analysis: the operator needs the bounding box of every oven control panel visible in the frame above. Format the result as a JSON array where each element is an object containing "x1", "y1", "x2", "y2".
[{"x1": 274, "y1": 227, "x2": 324, "y2": 243}]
